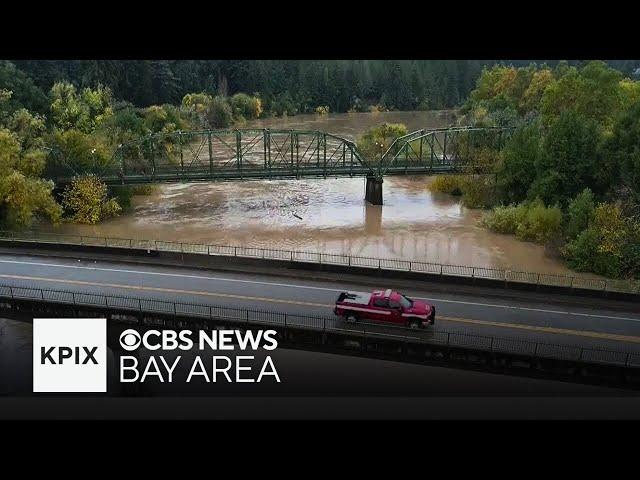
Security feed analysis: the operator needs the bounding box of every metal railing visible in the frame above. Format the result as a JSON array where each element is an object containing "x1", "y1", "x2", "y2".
[
  {"x1": 0, "y1": 230, "x2": 639, "y2": 295},
  {"x1": 1, "y1": 282, "x2": 638, "y2": 369}
]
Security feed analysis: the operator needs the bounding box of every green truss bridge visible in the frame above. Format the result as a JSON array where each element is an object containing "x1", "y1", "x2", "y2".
[{"x1": 45, "y1": 126, "x2": 513, "y2": 204}]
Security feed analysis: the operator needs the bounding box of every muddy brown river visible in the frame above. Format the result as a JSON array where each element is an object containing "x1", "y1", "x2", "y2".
[{"x1": 36, "y1": 110, "x2": 584, "y2": 275}]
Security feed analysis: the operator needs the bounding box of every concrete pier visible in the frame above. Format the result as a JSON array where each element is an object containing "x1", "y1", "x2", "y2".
[{"x1": 365, "y1": 176, "x2": 383, "y2": 205}]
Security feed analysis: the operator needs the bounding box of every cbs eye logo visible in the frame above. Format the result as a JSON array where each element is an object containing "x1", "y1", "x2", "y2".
[{"x1": 119, "y1": 329, "x2": 141, "y2": 351}]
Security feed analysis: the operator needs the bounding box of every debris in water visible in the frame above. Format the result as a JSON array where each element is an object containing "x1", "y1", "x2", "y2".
[{"x1": 293, "y1": 212, "x2": 303, "y2": 220}]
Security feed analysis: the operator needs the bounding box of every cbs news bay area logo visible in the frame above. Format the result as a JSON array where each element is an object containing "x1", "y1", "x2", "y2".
[{"x1": 33, "y1": 318, "x2": 280, "y2": 393}]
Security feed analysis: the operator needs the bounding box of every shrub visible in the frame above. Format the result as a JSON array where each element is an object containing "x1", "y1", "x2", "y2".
[
  {"x1": 130, "y1": 184, "x2": 158, "y2": 195},
  {"x1": 51, "y1": 129, "x2": 112, "y2": 174},
  {"x1": 315, "y1": 105, "x2": 329, "y2": 115},
  {"x1": 416, "y1": 99, "x2": 432, "y2": 111},
  {"x1": 0, "y1": 127, "x2": 62, "y2": 228},
  {"x1": 563, "y1": 201, "x2": 640, "y2": 279},
  {"x1": 481, "y1": 204, "x2": 525, "y2": 234},
  {"x1": 0, "y1": 171, "x2": 62, "y2": 228},
  {"x1": 428, "y1": 175, "x2": 464, "y2": 196},
  {"x1": 460, "y1": 175, "x2": 498, "y2": 208},
  {"x1": 566, "y1": 188, "x2": 595, "y2": 240},
  {"x1": 109, "y1": 185, "x2": 132, "y2": 212},
  {"x1": 515, "y1": 199, "x2": 563, "y2": 243},
  {"x1": 182, "y1": 92, "x2": 212, "y2": 114},
  {"x1": 268, "y1": 92, "x2": 298, "y2": 117},
  {"x1": 368, "y1": 104, "x2": 387, "y2": 113},
  {"x1": 429, "y1": 175, "x2": 497, "y2": 208},
  {"x1": 357, "y1": 123, "x2": 408, "y2": 162},
  {"x1": 230, "y1": 93, "x2": 262, "y2": 120},
  {"x1": 205, "y1": 96, "x2": 233, "y2": 128},
  {"x1": 348, "y1": 97, "x2": 368, "y2": 112},
  {"x1": 564, "y1": 226, "x2": 622, "y2": 278},
  {"x1": 141, "y1": 104, "x2": 191, "y2": 134},
  {"x1": 482, "y1": 198, "x2": 562, "y2": 244},
  {"x1": 62, "y1": 175, "x2": 121, "y2": 224}
]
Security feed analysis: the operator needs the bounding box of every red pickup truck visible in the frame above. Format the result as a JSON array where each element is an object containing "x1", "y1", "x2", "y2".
[{"x1": 334, "y1": 289, "x2": 435, "y2": 329}]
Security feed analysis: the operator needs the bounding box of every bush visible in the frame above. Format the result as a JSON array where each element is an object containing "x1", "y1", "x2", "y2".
[
  {"x1": 205, "y1": 96, "x2": 233, "y2": 128},
  {"x1": 130, "y1": 184, "x2": 158, "y2": 195},
  {"x1": 368, "y1": 104, "x2": 387, "y2": 113},
  {"x1": 563, "y1": 201, "x2": 640, "y2": 279},
  {"x1": 348, "y1": 97, "x2": 368, "y2": 112},
  {"x1": 564, "y1": 226, "x2": 623, "y2": 278},
  {"x1": 62, "y1": 175, "x2": 121, "y2": 224},
  {"x1": 460, "y1": 175, "x2": 498, "y2": 208},
  {"x1": 51, "y1": 129, "x2": 111, "y2": 172},
  {"x1": 515, "y1": 200, "x2": 563, "y2": 243},
  {"x1": 566, "y1": 188, "x2": 595, "y2": 240},
  {"x1": 482, "y1": 198, "x2": 562, "y2": 244},
  {"x1": 315, "y1": 105, "x2": 329, "y2": 115},
  {"x1": 0, "y1": 127, "x2": 62, "y2": 228},
  {"x1": 182, "y1": 92, "x2": 212, "y2": 114},
  {"x1": 428, "y1": 175, "x2": 463, "y2": 195},
  {"x1": 416, "y1": 99, "x2": 432, "y2": 111},
  {"x1": 481, "y1": 204, "x2": 525, "y2": 234},
  {"x1": 269, "y1": 92, "x2": 298, "y2": 117},
  {"x1": 109, "y1": 185, "x2": 132, "y2": 212},
  {"x1": 357, "y1": 123, "x2": 408, "y2": 162},
  {"x1": 99, "y1": 107, "x2": 147, "y2": 146},
  {"x1": 230, "y1": 93, "x2": 262, "y2": 120},
  {"x1": 0, "y1": 171, "x2": 62, "y2": 228},
  {"x1": 429, "y1": 174, "x2": 497, "y2": 208}
]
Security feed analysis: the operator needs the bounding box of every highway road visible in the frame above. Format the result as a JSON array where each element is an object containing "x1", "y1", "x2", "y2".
[{"x1": 1, "y1": 253, "x2": 640, "y2": 354}]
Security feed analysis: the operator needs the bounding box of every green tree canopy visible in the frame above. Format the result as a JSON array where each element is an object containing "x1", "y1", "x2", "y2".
[
  {"x1": 50, "y1": 82, "x2": 114, "y2": 133},
  {"x1": 357, "y1": 123, "x2": 408, "y2": 162},
  {"x1": 497, "y1": 122, "x2": 542, "y2": 204},
  {"x1": 529, "y1": 109, "x2": 601, "y2": 206}
]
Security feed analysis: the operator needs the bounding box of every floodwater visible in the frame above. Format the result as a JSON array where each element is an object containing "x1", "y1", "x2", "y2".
[
  {"x1": 244, "y1": 110, "x2": 457, "y2": 141},
  {"x1": 35, "y1": 110, "x2": 583, "y2": 275}
]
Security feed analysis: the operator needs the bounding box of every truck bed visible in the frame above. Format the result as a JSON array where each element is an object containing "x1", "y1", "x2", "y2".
[{"x1": 336, "y1": 291, "x2": 372, "y2": 305}]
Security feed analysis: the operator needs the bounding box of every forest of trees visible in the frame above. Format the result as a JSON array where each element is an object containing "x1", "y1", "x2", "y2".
[
  {"x1": 429, "y1": 61, "x2": 640, "y2": 280},
  {"x1": 1, "y1": 59, "x2": 640, "y2": 281},
  {"x1": 4, "y1": 60, "x2": 487, "y2": 114}
]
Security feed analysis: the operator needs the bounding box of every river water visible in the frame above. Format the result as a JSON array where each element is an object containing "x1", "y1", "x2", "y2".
[{"x1": 36, "y1": 110, "x2": 582, "y2": 275}]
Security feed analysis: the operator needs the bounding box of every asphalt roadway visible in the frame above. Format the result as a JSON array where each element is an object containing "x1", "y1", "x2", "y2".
[{"x1": 0, "y1": 252, "x2": 639, "y2": 354}]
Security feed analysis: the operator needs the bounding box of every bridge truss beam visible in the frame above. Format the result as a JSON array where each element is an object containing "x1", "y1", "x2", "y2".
[{"x1": 44, "y1": 126, "x2": 515, "y2": 205}]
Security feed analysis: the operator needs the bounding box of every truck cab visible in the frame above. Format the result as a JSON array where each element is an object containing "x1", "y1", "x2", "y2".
[{"x1": 334, "y1": 288, "x2": 435, "y2": 328}]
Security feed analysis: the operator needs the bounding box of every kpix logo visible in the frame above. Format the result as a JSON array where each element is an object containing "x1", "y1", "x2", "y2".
[{"x1": 33, "y1": 318, "x2": 107, "y2": 393}]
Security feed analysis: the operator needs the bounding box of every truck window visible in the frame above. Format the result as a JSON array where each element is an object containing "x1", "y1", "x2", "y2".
[
  {"x1": 389, "y1": 300, "x2": 401, "y2": 309},
  {"x1": 373, "y1": 298, "x2": 389, "y2": 308},
  {"x1": 400, "y1": 296, "x2": 412, "y2": 309}
]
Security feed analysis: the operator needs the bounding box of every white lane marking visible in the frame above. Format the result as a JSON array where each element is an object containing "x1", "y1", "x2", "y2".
[
  {"x1": 0, "y1": 257, "x2": 638, "y2": 323},
  {"x1": 411, "y1": 296, "x2": 640, "y2": 322}
]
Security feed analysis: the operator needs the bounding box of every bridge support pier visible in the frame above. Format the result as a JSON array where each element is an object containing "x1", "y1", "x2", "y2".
[{"x1": 365, "y1": 176, "x2": 383, "y2": 205}]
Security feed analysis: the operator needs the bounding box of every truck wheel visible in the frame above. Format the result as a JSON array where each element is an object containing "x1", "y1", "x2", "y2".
[
  {"x1": 408, "y1": 319, "x2": 421, "y2": 329},
  {"x1": 346, "y1": 313, "x2": 358, "y2": 323}
]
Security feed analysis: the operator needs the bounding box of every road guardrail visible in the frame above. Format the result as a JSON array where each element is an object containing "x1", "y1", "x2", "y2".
[
  {"x1": 1, "y1": 281, "x2": 639, "y2": 369},
  {"x1": 0, "y1": 230, "x2": 638, "y2": 296}
]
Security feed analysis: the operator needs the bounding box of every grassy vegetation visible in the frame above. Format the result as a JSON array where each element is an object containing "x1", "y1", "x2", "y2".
[
  {"x1": 428, "y1": 174, "x2": 497, "y2": 209},
  {"x1": 428, "y1": 175, "x2": 464, "y2": 196},
  {"x1": 481, "y1": 199, "x2": 563, "y2": 244}
]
